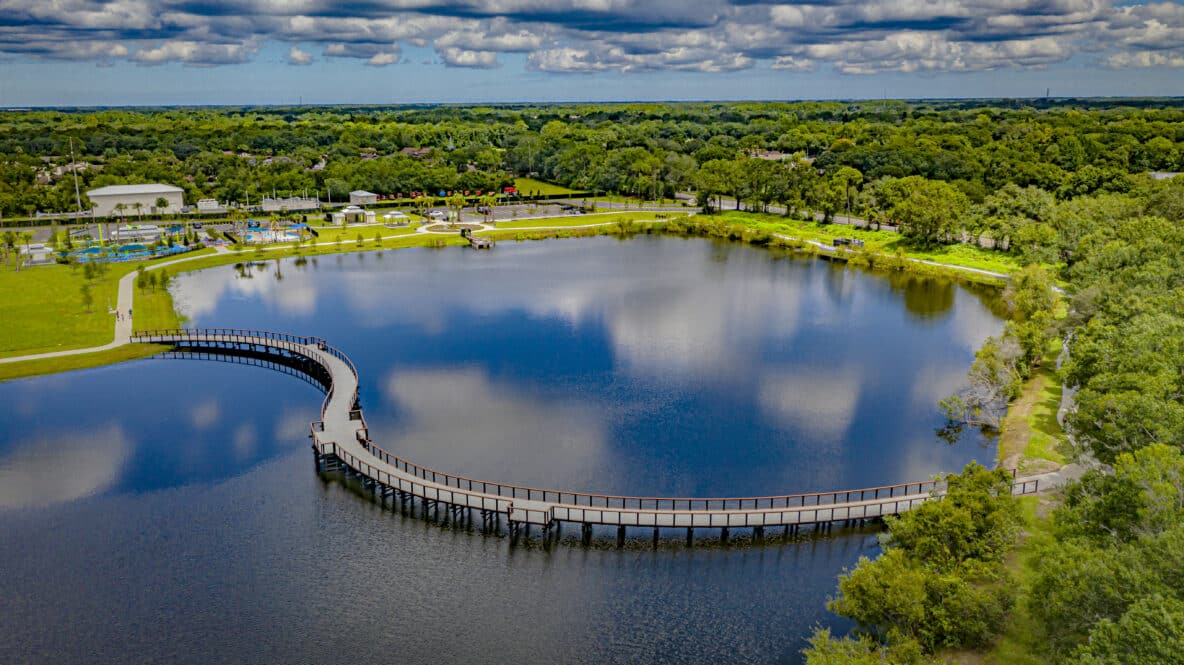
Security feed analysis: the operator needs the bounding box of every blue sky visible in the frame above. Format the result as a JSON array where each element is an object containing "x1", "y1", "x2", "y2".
[{"x1": 1, "y1": 1, "x2": 1182, "y2": 107}]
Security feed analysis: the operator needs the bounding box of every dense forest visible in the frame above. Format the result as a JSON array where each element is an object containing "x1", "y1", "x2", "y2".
[
  {"x1": 3, "y1": 100, "x2": 1183, "y2": 663},
  {"x1": 1, "y1": 99, "x2": 1182, "y2": 223}
]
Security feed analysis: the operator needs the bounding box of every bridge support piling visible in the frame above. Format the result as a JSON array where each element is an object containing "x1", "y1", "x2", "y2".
[
  {"x1": 652, "y1": 528, "x2": 659, "y2": 549},
  {"x1": 720, "y1": 527, "x2": 730, "y2": 546},
  {"x1": 686, "y1": 528, "x2": 694, "y2": 548},
  {"x1": 616, "y1": 526, "x2": 626, "y2": 548},
  {"x1": 580, "y1": 523, "x2": 592, "y2": 547},
  {"x1": 754, "y1": 526, "x2": 764, "y2": 543}
]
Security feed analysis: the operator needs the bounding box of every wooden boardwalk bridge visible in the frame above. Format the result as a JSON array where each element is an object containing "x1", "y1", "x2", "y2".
[{"x1": 131, "y1": 328, "x2": 1041, "y2": 546}]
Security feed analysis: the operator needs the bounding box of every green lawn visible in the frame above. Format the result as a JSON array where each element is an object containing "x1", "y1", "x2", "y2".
[
  {"x1": 583, "y1": 194, "x2": 680, "y2": 206},
  {"x1": 513, "y1": 177, "x2": 582, "y2": 196},
  {"x1": 0, "y1": 262, "x2": 119, "y2": 357},
  {"x1": 133, "y1": 282, "x2": 183, "y2": 330},
  {"x1": 0, "y1": 344, "x2": 166, "y2": 382},
  {"x1": 721, "y1": 212, "x2": 1027, "y2": 276},
  {"x1": 307, "y1": 224, "x2": 419, "y2": 244},
  {"x1": 0, "y1": 248, "x2": 213, "y2": 358},
  {"x1": 493, "y1": 211, "x2": 667, "y2": 229}
]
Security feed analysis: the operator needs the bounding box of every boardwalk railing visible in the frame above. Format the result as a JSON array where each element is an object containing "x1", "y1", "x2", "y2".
[
  {"x1": 132, "y1": 328, "x2": 347, "y2": 419},
  {"x1": 360, "y1": 438, "x2": 945, "y2": 510},
  {"x1": 134, "y1": 328, "x2": 1044, "y2": 533},
  {"x1": 316, "y1": 441, "x2": 552, "y2": 526},
  {"x1": 134, "y1": 327, "x2": 324, "y2": 347}
]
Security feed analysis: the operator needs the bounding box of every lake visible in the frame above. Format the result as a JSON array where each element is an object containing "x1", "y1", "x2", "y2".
[{"x1": 0, "y1": 236, "x2": 1005, "y2": 664}]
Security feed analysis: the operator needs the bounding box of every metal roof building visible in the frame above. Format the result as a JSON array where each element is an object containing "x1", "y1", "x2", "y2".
[
  {"x1": 87, "y1": 183, "x2": 184, "y2": 218},
  {"x1": 349, "y1": 190, "x2": 378, "y2": 205}
]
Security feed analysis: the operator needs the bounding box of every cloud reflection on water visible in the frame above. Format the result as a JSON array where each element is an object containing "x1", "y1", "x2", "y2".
[
  {"x1": 166, "y1": 237, "x2": 1007, "y2": 493},
  {"x1": 173, "y1": 259, "x2": 319, "y2": 321},
  {"x1": 758, "y1": 368, "x2": 863, "y2": 443},
  {"x1": 0, "y1": 424, "x2": 131, "y2": 509},
  {"x1": 380, "y1": 367, "x2": 612, "y2": 491}
]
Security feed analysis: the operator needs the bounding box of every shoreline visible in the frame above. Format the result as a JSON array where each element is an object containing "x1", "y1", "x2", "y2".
[{"x1": 0, "y1": 215, "x2": 1016, "y2": 381}]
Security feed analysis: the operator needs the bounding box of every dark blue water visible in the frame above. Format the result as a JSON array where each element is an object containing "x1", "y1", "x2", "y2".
[{"x1": 0, "y1": 236, "x2": 1004, "y2": 664}]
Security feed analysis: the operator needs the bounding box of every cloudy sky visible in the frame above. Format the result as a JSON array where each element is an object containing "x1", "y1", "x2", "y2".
[{"x1": 1, "y1": 0, "x2": 1181, "y2": 106}]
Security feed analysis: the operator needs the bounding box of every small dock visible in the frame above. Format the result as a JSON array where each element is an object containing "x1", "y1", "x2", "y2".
[{"x1": 460, "y1": 228, "x2": 493, "y2": 249}]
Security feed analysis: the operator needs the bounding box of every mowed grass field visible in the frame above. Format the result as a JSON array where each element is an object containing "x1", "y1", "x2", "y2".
[
  {"x1": 0, "y1": 248, "x2": 214, "y2": 358},
  {"x1": 722, "y1": 212, "x2": 1028, "y2": 276},
  {"x1": 513, "y1": 177, "x2": 582, "y2": 196},
  {"x1": 493, "y1": 211, "x2": 673, "y2": 229},
  {"x1": 0, "y1": 263, "x2": 120, "y2": 357}
]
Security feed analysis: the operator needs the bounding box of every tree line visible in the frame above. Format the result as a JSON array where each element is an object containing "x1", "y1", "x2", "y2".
[
  {"x1": 1, "y1": 100, "x2": 1181, "y2": 223},
  {"x1": 805, "y1": 166, "x2": 1184, "y2": 662}
]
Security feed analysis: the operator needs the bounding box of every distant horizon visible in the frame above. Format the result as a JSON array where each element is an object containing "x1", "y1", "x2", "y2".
[{"x1": 7, "y1": 94, "x2": 1184, "y2": 112}]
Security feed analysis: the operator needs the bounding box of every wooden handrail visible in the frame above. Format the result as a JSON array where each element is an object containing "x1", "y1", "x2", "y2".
[{"x1": 137, "y1": 328, "x2": 1041, "y2": 517}]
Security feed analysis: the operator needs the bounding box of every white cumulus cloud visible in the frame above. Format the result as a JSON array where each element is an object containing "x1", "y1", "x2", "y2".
[{"x1": 287, "y1": 45, "x2": 313, "y2": 65}]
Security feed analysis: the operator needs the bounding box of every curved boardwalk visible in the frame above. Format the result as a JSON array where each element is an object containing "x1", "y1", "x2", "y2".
[{"x1": 132, "y1": 328, "x2": 1041, "y2": 546}]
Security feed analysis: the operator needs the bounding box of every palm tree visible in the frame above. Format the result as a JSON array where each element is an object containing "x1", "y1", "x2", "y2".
[
  {"x1": 2, "y1": 230, "x2": 16, "y2": 267},
  {"x1": 113, "y1": 203, "x2": 126, "y2": 223},
  {"x1": 155, "y1": 196, "x2": 170, "y2": 219},
  {"x1": 132, "y1": 202, "x2": 143, "y2": 222},
  {"x1": 479, "y1": 193, "x2": 498, "y2": 223},
  {"x1": 446, "y1": 192, "x2": 467, "y2": 227},
  {"x1": 15, "y1": 231, "x2": 32, "y2": 271},
  {"x1": 415, "y1": 195, "x2": 432, "y2": 222}
]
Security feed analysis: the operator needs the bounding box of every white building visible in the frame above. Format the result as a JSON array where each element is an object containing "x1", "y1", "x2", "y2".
[
  {"x1": 349, "y1": 190, "x2": 378, "y2": 205},
  {"x1": 331, "y1": 205, "x2": 376, "y2": 225},
  {"x1": 111, "y1": 224, "x2": 164, "y2": 243},
  {"x1": 261, "y1": 195, "x2": 321, "y2": 212},
  {"x1": 196, "y1": 199, "x2": 225, "y2": 214},
  {"x1": 87, "y1": 184, "x2": 184, "y2": 218},
  {"x1": 19, "y1": 243, "x2": 54, "y2": 265}
]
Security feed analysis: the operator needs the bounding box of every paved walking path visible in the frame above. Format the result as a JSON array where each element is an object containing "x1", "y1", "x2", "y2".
[{"x1": 0, "y1": 249, "x2": 225, "y2": 365}]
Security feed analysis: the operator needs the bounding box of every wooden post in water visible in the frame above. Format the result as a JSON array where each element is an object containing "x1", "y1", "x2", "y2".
[
  {"x1": 581, "y1": 523, "x2": 592, "y2": 546},
  {"x1": 686, "y1": 527, "x2": 694, "y2": 547},
  {"x1": 616, "y1": 525, "x2": 626, "y2": 548}
]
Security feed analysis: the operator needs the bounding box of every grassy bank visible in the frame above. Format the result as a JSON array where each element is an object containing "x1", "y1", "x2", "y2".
[
  {"x1": 0, "y1": 262, "x2": 119, "y2": 357},
  {"x1": 0, "y1": 343, "x2": 169, "y2": 382},
  {"x1": 493, "y1": 211, "x2": 672, "y2": 229},
  {"x1": 3, "y1": 211, "x2": 1019, "y2": 379},
  {"x1": 0, "y1": 248, "x2": 213, "y2": 358},
  {"x1": 721, "y1": 212, "x2": 1027, "y2": 276},
  {"x1": 998, "y1": 367, "x2": 1068, "y2": 474}
]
